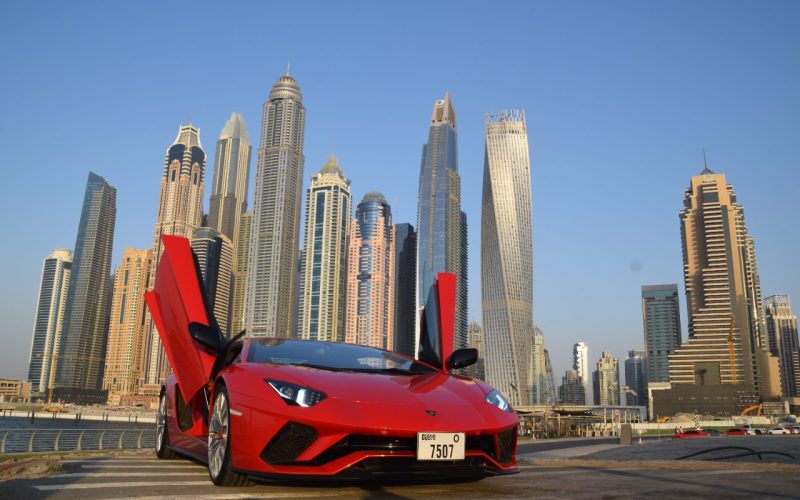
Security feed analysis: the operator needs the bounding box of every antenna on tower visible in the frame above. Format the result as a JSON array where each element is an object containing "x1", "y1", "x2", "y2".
[
  {"x1": 703, "y1": 148, "x2": 708, "y2": 170},
  {"x1": 285, "y1": 62, "x2": 291, "y2": 76}
]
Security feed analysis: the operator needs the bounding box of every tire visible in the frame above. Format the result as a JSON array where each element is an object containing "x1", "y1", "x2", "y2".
[
  {"x1": 208, "y1": 384, "x2": 250, "y2": 486},
  {"x1": 156, "y1": 390, "x2": 178, "y2": 459}
]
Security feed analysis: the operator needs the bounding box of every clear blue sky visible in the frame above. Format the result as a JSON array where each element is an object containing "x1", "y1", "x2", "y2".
[{"x1": 1, "y1": 1, "x2": 798, "y2": 386}]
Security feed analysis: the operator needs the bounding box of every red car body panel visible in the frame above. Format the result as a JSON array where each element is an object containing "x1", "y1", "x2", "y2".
[{"x1": 148, "y1": 236, "x2": 518, "y2": 481}]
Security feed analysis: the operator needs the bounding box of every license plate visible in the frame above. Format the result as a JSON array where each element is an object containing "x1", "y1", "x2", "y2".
[{"x1": 416, "y1": 432, "x2": 465, "y2": 461}]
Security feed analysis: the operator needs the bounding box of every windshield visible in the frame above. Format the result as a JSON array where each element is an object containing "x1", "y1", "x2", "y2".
[{"x1": 247, "y1": 339, "x2": 436, "y2": 374}]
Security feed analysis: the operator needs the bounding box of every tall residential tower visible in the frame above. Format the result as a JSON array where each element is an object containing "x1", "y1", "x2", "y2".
[
  {"x1": 764, "y1": 295, "x2": 799, "y2": 397},
  {"x1": 642, "y1": 284, "x2": 682, "y2": 383},
  {"x1": 246, "y1": 72, "x2": 306, "y2": 338},
  {"x1": 481, "y1": 110, "x2": 534, "y2": 406}
]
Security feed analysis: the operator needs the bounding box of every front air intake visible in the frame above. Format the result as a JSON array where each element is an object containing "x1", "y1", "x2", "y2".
[
  {"x1": 496, "y1": 428, "x2": 516, "y2": 464},
  {"x1": 260, "y1": 422, "x2": 318, "y2": 465}
]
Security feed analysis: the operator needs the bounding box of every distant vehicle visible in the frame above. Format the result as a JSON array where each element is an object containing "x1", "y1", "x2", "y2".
[
  {"x1": 767, "y1": 426, "x2": 792, "y2": 435},
  {"x1": 702, "y1": 428, "x2": 721, "y2": 436},
  {"x1": 672, "y1": 429, "x2": 710, "y2": 439},
  {"x1": 724, "y1": 428, "x2": 748, "y2": 436},
  {"x1": 741, "y1": 424, "x2": 763, "y2": 435},
  {"x1": 785, "y1": 424, "x2": 800, "y2": 434}
]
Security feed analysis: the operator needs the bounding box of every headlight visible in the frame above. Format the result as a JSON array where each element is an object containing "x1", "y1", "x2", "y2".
[
  {"x1": 266, "y1": 379, "x2": 327, "y2": 407},
  {"x1": 485, "y1": 389, "x2": 513, "y2": 413}
]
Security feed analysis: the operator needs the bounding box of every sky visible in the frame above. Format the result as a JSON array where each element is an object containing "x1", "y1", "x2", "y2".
[{"x1": 1, "y1": 1, "x2": 798, "y2": 388}]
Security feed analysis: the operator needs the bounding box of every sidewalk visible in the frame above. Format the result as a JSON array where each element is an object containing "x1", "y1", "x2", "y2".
[{"x1": 519, "y1": 443, "x2": 621, "y2": 460}]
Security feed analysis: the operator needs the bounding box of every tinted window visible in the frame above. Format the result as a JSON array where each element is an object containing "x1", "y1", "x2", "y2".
[{"x1": 247, "y1": 339, "x2": 435, "y2": 374}]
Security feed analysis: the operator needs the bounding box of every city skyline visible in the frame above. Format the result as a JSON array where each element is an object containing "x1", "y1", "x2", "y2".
[{"x1": 3, "y1": 2, "x2": 799, "y2": 383}]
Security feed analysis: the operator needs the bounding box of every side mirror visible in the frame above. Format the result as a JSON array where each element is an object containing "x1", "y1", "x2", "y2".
[
  {"x1": 446, "y1": 348, "x2": 478, "y2": 371},
  {"x1": 188, "y1": 322, "x2": 223, "y2": 354}
]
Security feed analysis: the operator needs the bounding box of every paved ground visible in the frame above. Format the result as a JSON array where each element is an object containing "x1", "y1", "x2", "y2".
[{"x1": 1, "y1": 437, "x2": 799, "y2": 499}]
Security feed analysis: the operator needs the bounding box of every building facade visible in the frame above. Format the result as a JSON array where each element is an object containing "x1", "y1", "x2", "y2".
[
  {"x1": 593, "y1": 351, "x2": 620, "y2": 407},
  {"x1": 416, "y1": 94, "x2": 468, "y2": 353},
  {"x1": 668, "y1": 168, "x2": 775, "y2": 398},
  {"x1": 481, "y1": 110, "x2": 534, "y2": 407},
  {"x1": 624, "y1": 349, "x2": 647, "y2": 406},
  {"x1": 229, "y1": 211, "x2": 252, "y2": 336},
  {"x1": 393, "y1": 223, "x2": 417, "y2": 357},
  {"x1": 191, "y1": 228, "x2": 234, "y2": 337},
  {"x1": 27, "y1": 249, "x2": 72, "y2": 397},
  {"x1": 530, "y1": 327, "x2": 548, "y2": 404},
  {"x1": 573, "y1": 342, "x2": 590, "y2": 405},
  {"x1": 144, "y1": 124, "x2": 206, "y2": 385},
  {"x1": 642, "y1": 284, "x2": 682, "y2": 383},
  {"x1": 764, "y1": 295, "x2": 799, "y2": 397},
  {"x1": 559, "y1": 370, "x2": 585, "y2": 405},
  {"x1": 298, "y1": 156, "x2": 351, "y2": 342},
  {"x1": 344, "y1": 192, "x2": 395, "y2": 350},
  {"x1": 208, "y1": 112, "x2": 251, "y2": 246},
  {"x1": 54, "y1": 172, "x2": 116, "y2": 403},
  {"x1": 102, "y1": 248, "x2": 153, "y2": 406},
  {"x1": 466, "y1": 321, "x2": 486, "y2": 380},
  {"x1": 246, "y1": 72, "x2": 306, "y2": 338}
]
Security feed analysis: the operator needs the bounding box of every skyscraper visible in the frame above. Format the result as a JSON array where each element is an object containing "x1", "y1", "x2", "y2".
[
  {"x1": 229, "y1": 211, "x2": 252, "y2": 336},
  {"x1": 27, "y1": 249, "x2": 72, "y2": 397},
  {"x1": 573, "y1": 342, "x2": 590, "y2": 405},
  {"x1": 145, "y1": 124, "x2": 206, "y2": 385},
  {"x1": 191, "y1": 228, "x2": 234, "y2": 337},
  {"x1": 668, "y1": 168, "x2": 776, "y2": 397},
  {"x1": 466, "y1": 321, "x2": 486, "y2": 380},
  {"x1": 54, "y1": 172, "x2": 116, "y2": 403},
  {"x1": 481, "y1": 110, "x2": 534, "y2": 407},
  {"x1": 530, "y1": 327, "x2": 548, "y2": 404},
  {"x1": 624, "y1": 349, "x2": 647, "y2": 406},
  {"x1": 246, "y1": 72, "x2": 306, "y2": 338},
  {"x1": 208, "y1": 112, "x2": 251, "y2": 246},
  {"x1": 559, "y1": 370, "x2": 585, "y2": 405},
  {"x1": 764, "y1": 295, "x2": 799, "y2": 397},
  {"x1": 102, "y1": 248, "x2": 153, "y2": 406},
  {"x1": 642, "y1": 284, "x2": 682, "y2": 383},
  {"x1": 298, "y1": 155, "x2": 351, "y2": 342},
  {"x1": 593, "y1": 351, "x2": 620, "y2": 407},
  {"x1": 416, "y1": 94, "x2": 468, "y2": 353},
  {"x1": 393, "y1": 223, "x2": 417, "y2": 357},
  {"x1": 345, "y1": 192, "x2": 395, "y2": 350}
]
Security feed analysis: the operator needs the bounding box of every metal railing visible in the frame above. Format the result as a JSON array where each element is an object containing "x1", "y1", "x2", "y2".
[{"x1": 0, "y1": 428, "x2": 155, "y2": 454}]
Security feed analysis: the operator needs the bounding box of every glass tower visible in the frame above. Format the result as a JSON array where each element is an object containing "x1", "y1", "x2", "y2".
[
  {"x1": 764, "y1": 295, "x2": 799, "y2": 397},
  {"x1": 393, "y1": 223, "x2": 417, "y2": 357},
  {"x1": 481, "y1": 110, "x2": 534, "y2": 406},
  {"x1": 55, "y1": 172, "x2": 116, "y2": 403},
  {"x1": 641, "y1": 284, "x2": 682, "y2": 383},
  {"x1": 415, "y1": 94, "x2": 468, "y2": 353},
  {"x1": 624, "y1": 349, "x2": 648, "y2": 406},
  {"x1": 208, "y1": 112, "x2": 251, "y2": 248}
]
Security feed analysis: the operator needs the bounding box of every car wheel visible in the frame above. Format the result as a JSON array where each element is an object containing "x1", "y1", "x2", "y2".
[
  {"x1": 208, "y1": 384, "x2": 250, "y2": 487},
  {"x1": 156, "y1": 390, "x2": 178, "y2": 459}
]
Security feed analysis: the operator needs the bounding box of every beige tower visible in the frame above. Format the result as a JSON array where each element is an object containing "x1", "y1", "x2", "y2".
[
  {"x1": 103, "y1": 248, "x2": 153, "y2": 406},
  {"x1": 669, "y1": 168, "x2": 775, "y2": 397},
  {"x1": 191, "y1": 228, "x2": 234, "y2": 337},
  {"x1": 299, "y1": 155, "x2": 351, "y2": 342},
  {"x1": 144, "y1": 124, "x2": 206, "y2": 386},
  {"x1": 344, "y1": 192, "x2": 395, "y2": 350},
  {"x1": 229, "y1": 211, "x2": 252, "y2": 336}
]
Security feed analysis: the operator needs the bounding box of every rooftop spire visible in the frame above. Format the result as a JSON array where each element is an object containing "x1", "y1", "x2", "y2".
[
  {"x1": 700, "y1": 148, "x2": 714, "y2": 175},
  {"x1": 286, "y1": 62, "x2": 291, "y2": 76}
]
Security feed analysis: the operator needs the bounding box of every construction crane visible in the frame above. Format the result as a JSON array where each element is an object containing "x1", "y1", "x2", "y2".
[
  {"x1": 740, "y1": 403, "x2": 762, "y2": 417},
  {"x1": 728, "y1": 314, "x2": 737, "y2": 384}
]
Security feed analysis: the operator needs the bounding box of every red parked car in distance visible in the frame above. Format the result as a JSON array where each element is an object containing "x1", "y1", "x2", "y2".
[
  {"x1": 672, "y1": 429, "x2": 710, "y2": 439},
  {"x1": 724, "y1": 428, "x2": 748, "y2": 436}
]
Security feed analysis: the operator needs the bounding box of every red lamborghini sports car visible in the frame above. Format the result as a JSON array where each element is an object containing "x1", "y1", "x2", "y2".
[{"x1": 145, "y1": 236, "x2": 518, "y2": 486}]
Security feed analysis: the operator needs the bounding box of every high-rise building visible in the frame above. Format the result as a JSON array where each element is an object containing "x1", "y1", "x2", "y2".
[
  {"x1": 544, "y1": 348, "x2": 557, "y2": 406},
  {"x1": 27, "y1": 249, "x2": 72, "y2": 397},
  {"x1": 466, "y1": 321, "x2": 486, "y2": 380},
  {"x1": 593, "y1": 350, "x2": 620, "y2": 406},
  {"x1": 191, "y1": 228, "x2": 234, "y2": 337},
  {"x1": 530, "y1": 327, "x2": 548, "y2": 404},
  {"x1": 102, "y1": 248, "x2": 153, "y2": 406},
  {"x1": 416, "y1": 94, "x2": 468, "y2": 353},
  {"x1": 208, "y1": 112, "x2": 251, "y2": 245},
  {"x1": 298, "y1": 155, "x2": 351, "y2": 342},
  {"x1": 246, "y1": 72, "x2": 306, "y2": 338},
  {"x1": 229, "y1": 211, "x2": 252, "y2": 336},
  {"x1": 559, "y1": 370, "x2": 585, "y2": 405},
  {"x1": 481, "y1": 110, "x2": 534, "y2": 407},
  {"x1": 624, "y1": 349, "x2": 647, "y2": 406},
  {"x1": 764, "y1": 295, "x2": 799, "y2": 397},
  {"x1": 573, "y1": 342, "x2": 590, "y2": 405},
  {"x1": 668, "y1": 168, "x2": 776, "y2": 397},
  {"x1": 144, "y1": 124, "x2": 206, "y2": 385},
  {"x1": 393, "y1": 223, "x2": 417, "y2": 357},
  {"x1": 54, "y1": 172, "x2": 116, "y2": 404},
  {"x1": 642, "y1": 284, "x2": 682, "y2": 383},
  {"x1": 344, "y1": 192, "x2": 395, "y2": 350}
]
